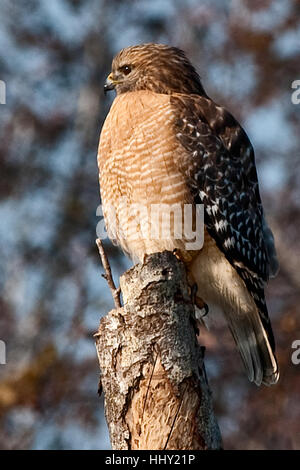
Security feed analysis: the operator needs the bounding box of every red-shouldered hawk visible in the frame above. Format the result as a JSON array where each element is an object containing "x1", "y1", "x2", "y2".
[{"x1": 97, "y1": 43, "x2": 279, "y2": 386}]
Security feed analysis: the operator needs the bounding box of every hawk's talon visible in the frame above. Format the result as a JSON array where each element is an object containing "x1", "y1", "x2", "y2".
[
  {"x1": 190, "y1": 282, "x2": 198, "y2": 304},
  {"x1": 200, "y1": 303, "x2": 209, "y2": 317}
]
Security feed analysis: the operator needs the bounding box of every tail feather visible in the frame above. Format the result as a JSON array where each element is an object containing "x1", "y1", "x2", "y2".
[{"x1": 225, "y1": 309, "x2": 279, "y2": 386}]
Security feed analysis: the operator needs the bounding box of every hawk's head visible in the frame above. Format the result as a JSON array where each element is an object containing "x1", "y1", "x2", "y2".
[{"x1": 104, "y1": 43, "x2": 206, "y2": 96}]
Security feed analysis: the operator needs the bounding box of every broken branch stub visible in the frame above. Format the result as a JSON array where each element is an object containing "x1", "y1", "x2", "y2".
[{"x1": 95, "y1": 251, "x2": 222, "y2": 450}]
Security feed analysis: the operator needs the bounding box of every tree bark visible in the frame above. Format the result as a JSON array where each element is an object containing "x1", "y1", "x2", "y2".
[{"x1": 95, "y1": 251, "x2": 222, "y2": 450}]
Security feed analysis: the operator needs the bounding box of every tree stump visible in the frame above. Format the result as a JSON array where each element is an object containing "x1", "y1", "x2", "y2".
[{"x1": 95, "y1": 251, "x2": 222, "y2": 450}]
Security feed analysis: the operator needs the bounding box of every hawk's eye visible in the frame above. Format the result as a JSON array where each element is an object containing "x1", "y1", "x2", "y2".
[{"x1": 120, "y1": 65, "x2": 132, "y2": 76}]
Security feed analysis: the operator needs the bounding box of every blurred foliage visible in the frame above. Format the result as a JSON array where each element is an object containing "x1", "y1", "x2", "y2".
[{"x1": 0, "y1": 0, "x2": 299, "y2": 449}]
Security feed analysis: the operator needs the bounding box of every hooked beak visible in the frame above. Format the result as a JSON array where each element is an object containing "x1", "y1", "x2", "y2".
[{"x1": 104, "y1": 73, "x2": 117, "y2": 94}]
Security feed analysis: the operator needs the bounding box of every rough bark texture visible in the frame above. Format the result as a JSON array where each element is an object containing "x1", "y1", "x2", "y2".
[{"x1": 95, "y1": 251, "x2": 222, "y2": 450}]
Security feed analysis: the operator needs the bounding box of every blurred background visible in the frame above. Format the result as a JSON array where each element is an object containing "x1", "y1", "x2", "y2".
[{"x1": 0, "y1": 0, "x2": 299, "y2": 450}]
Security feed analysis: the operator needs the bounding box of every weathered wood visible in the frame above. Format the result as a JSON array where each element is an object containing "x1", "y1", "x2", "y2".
[{"x1": 95, "y1": 251, "x2": 222, "y2": 450}]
